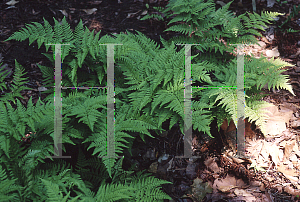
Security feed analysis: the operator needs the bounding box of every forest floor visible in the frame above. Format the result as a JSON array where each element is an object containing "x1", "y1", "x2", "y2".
[{"x1": 1, "y1": 0, "x2": 300, "y2": 201}]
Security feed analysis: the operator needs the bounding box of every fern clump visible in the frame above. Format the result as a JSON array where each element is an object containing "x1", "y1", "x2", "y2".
[
  {"x1": 141, "y1": 0, "x2": 294, "y2": 134},
  {"x1": 2, "y1": 18, "x2": 174, "y2": 201},
  {"x1": 1, "y1": 0, "x2": 296, "y2": 200}
]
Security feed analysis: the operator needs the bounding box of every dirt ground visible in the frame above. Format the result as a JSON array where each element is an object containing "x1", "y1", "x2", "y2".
[{"x1": 1, "y1": 0, "x2": 300, "y2": 201}]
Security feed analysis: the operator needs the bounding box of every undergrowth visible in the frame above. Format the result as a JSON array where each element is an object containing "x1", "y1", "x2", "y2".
[{"x1": 0, "y1": 0, "x2": 295, "y2": 201}]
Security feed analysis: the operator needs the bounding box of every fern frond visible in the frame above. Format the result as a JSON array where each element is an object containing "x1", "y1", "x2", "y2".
[
  {"x1": 245, "y1": 56, "x2": 295, "y2": 96},
  {"x1": 0, "y1": 63, "x2": 9, "y2": 92},
  {"x1": 127, "y1": 171, "x2": 172, "y2": 202},
  {"x1": 94, "y1": 183, "x2": 134, "y2": 202},
  {"x1": 245, "y1": 100, "x2": 274, "y2": 136},
  {"x1": 0, "y1": 60, "x2": 31, "y2": 105},
  {"x1": 40, "y1": 178, "x2": 75, "y2": 202},
  {"x1": 65, "y1": 96, "x2": 107, "y2": 132},
  {"x1": 0, "y1": 165, "x2": 20, "y2": 202}
]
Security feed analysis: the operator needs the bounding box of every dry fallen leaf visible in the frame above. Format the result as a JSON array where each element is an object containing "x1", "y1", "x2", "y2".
[
  {"x1": 191, "y1": 178, "x2": 213, "y2": 201},
  {"x1": 141, "y1": 10, "x2": 147, "y2": 15},
  {"x1": 284, "y1": 185, "x2": 300, "y2": 196},
  {"x1": 218, "y1": 185, "x2": 236, "y2": 193},
  {"x1": 59, "y1": 10, "x2": 68, "y2": 17},
  {"x1": 234, "y1": 189, "x2": 253, "y2": 197},
  {"x1": 148, "y1": 162, "x2": 158, "y2": 173},
  {"x1": 6, "y1": 0, "x2": 19, "y2": 6},
  {"x1": 204, "y1": 157, "x2": 220, "y2": 173},
  {"x1": 269, "y1": 144, "x2": 280, "y2": 166},
  {"x1": 266, "y1": 47, "x2": 280, "y2": 57},
  {"x1": 87, "y1": 1, "x2": 102, "y2": 5},
  {"x1": 213, "y1": 175, "x2": 246, "y2": 193},
  {"x1": 277, "y1": 164, "x2": 298, "y2": 182},
  {"x1": 81, "y1": 8, "x2": 97, "y2": 15}
]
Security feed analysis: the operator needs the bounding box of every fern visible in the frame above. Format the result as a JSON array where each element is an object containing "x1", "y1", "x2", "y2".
[
  {"x1": 126, "y1": 171, "x2": 172, "y2": 202},
  {"x1": 141, "y1": 0, "x2": 293, "y2": 135},
  {"x1": 279, "y1": 5, "x2": 300, "y2": 28},
  {"x1": 0, "y1": 63, "x2": 9, "y2": 92},
  {"x1": 0, "y1": 60, "x2": 31, "y2": 105},
  {"x1": 111, "y1": 31, "x2": 215, "y2": 136},
  {"x1": 3, "y1": 3, "x2": 296, "y2": 200},
  {"x1": 0, "y1": 165, "x2": 20, "y2": 201},
  {"x1": 4, "y1": 15, "x2": 214, "y2": 137},
  {"x1": 5, "y1": 17, "x2": 109, "y2": 88},
  {"x1": 142, "y1": 0, "x2": 284, "y2": 55}
]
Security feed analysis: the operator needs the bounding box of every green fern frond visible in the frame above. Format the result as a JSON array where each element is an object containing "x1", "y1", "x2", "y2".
[
  {"x1": 245, "y1": 56, "x2": 295, "y2": 96},
  {"x1": 5, "y1": 16, "x2": 107, "y2": 86},
  {"x1": 127, "y1": 171, "x2": 172, "y2": 202},
  {"x1": 0, "y1": 165, "x2": 20, "y2": 202},
  {"x1": 40, "y1": 178, "x2": 77, "y2": 202},
  {"x1": 65, "y1": 96, "x2": 107, "y2": 132},
  {"x1": 94, "y1": 183, "x2": 134, "y2": 202},
  {"x1": 0, "y1": 63, "x2": 9, "y2": 92},
  {"x1": 0, "y1": 60, "x2": 31, "y2": 105},
  {"x1": 245, "y1": 100, "x2": 274, "y2": 136}
]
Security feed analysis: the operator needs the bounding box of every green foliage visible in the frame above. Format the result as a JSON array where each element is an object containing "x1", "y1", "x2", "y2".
[
  {"x1": 1, "y1": 0, "x2": 296, "y2": 201},
  {"x1": 0, "y1": 42, "x2": 172, "y2": 201},
  {"x1": 0, "y1": 60, "x2": 31, "y2": 106},
  {"x1": 141, "y1": 0, "x2": 293, "y2": 133},
  {"x1": 0, "y1": 165, "x2": 20, "y2": 201},
  {"x1": 142, "y1": 0, "x2": 284, "y2": 54},
  {"x1": 5, "y1": 16, "x2": 109, "y2": 88},
  {"x1": 279, "y1": 5, "x2": 300, "y2": 28},
  {"x1": 281, "y1": 28, "x2": 300, "y2": 33}
]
